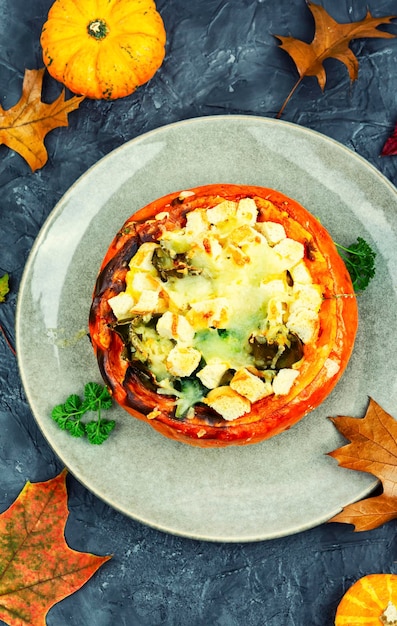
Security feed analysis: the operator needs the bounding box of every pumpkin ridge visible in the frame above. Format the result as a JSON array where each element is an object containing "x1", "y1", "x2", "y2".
[
  {"x1": 108, "y1": 38, "x2": 165, "y2": 85},
  {"x1": 108, "y1": 22, "x2": 166, "y2": 44},
  {"x1": 52, "y1": 0, "x2": 90, "y2": 20},
  {"x1": 61, "y1": 45, "x2": 104, "y2": 97},
  {"x1": 93, "y1": 45, "x2": 136, "y2": 98},
  {"x1": 111, "y1": 9, "x2": 164, "y2": 28},
  {"x1": 361, "y1": 577, "x2": 388, "y2": 610},
  {"x1": 108, "y1": 0, "x2": 161, "y2": 21},
  {"x1": 114, "y1": 30, "x2": 166, "y2": 42}
]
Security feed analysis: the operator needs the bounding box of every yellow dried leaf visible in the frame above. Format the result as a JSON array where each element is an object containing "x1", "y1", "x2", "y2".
[{"x1": 0, "y1": 68, "x2": 84, "y2": 171}]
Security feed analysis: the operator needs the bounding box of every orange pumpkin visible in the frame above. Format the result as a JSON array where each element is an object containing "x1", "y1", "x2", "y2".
[
  {"x1": 40, "y1": 0, "x2": 166, "y2": 100},
  {"x1": 335, "y1": 574, "x2": 397, "y2": 625},
  {"x1": 89, "y1": 184, "x2": 358, "y2": 447}
]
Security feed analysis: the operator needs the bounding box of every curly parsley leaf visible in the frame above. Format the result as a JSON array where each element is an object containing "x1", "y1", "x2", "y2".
[
  {"x1": 85, "y1": 419, "x2": 116, "y2": 445},
  {"x1": 82, "y1": 382, "x2": 112, "y2": 411},
  {"x1": 335, "y1": 237, "x2": 376, "y2": 292},
  {"x1": 51, "y1": 383, "x2": 114, "y2": 444},
  {"x1": 64, "y1": 394, "x2": 84, "y2": 414},
  {"x1": 65, "y1": 418, "x2": 86, "y2": 438}
]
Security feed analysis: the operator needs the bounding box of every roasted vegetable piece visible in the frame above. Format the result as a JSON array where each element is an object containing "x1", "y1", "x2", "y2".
[
  {"x1": 89, "y1": 184, "x2": 358, "y2": 447},
  {"x1": 250, "y1": 333, "x2": 304, "y2": 370}
]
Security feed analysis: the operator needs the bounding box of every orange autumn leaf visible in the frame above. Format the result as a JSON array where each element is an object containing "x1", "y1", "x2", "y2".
[
  {"x1": 275, "y1": 2, "x2": 397, "y2": 117},
  {"x1": 0, "y1": 469, "x2": 111, "y2": 626},
  {"x1": 328, "y1": 398, "x2": 397, "y2": 531},
  {"x1": 0, "y1": 68, "x2": 84, "y2": 172}
]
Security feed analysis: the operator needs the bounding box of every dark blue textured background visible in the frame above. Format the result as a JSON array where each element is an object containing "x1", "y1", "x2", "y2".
[{"x1": 1, "y1": 1, "x2": 397, "y2": 624}]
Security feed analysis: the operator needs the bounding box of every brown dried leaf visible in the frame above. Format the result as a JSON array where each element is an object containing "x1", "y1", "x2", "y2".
[
  {"x1": 328, "y1": 398, "x2": 397, "y2": 531},
  {"x1": 0, "y1": 68, "x2": 84, "y2": 171},
  {"x1": 275, "y1": 3, "x2": 396, "y2": 117}
]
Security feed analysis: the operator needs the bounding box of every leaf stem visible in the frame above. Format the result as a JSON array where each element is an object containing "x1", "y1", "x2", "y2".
[
  {"x1": 0, "y1": 324, "x2": 16, "y2": 356},
  {"x1": 334, "y1": 242, "x2": 364, "y2": 257},
  {"x1": 276, "y1": 76, "x2": 303, "y2": 119}
]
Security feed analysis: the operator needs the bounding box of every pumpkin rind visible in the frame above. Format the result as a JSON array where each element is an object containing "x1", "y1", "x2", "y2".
[
  {"x1": 89, "y1": 184, "x2": 358, "y2": 447},
  {"x1": 335, "y1": 574, "x2": 397, "y2": 625},
  {"x1": 40, "y1": 0, "x2": 166, "y2": 100}
]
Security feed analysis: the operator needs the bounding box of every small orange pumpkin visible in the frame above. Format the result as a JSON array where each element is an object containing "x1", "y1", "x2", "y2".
[
  {"x1": 40, "y1": 0, "x2": 166, "y2": 100},
  {"x1": 335, "y1": 574, "x2": 397, "y2": 625}
]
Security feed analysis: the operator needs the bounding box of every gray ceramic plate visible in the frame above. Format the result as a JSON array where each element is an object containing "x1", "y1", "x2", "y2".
[{"x1": 16, "y1": 116, "x2": 397, "y2": 542}]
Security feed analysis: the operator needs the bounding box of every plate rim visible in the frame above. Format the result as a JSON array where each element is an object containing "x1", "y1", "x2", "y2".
[{"x1": 16, "y1": 114, "x2": 394, "y2": 542}]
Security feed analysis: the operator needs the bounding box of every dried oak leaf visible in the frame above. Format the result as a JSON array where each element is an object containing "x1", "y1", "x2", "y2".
[
  {"x1": 0, "y1": 68, "x2": 84, "y2": 172},
  {"x1": 328, "y1": 398, "x2": 397, "y2": 531},
  {"x1": 0, "y1": 469, "x2": 111, "y2": 626},
  {"x1": 275, "y1": 2, "x2": 397, "y2": 117}
]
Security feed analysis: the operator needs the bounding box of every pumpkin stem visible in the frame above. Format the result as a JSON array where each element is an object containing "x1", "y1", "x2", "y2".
[{"x1": 87, "y1": 19, "x2": 108, "y2": 40}]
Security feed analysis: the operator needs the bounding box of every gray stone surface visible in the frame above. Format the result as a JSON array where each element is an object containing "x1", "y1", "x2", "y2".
[{"x1": 1, "y1": 0, "x2": 397, "y2": 624}]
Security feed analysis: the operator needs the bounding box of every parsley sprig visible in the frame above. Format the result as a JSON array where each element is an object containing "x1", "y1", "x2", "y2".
[
  {"x1": 51, "y1": 382, "x2": 115, "y2": 444},
  {"x1": 335, "y1": 237, "x2": 376, "y2": 292}
]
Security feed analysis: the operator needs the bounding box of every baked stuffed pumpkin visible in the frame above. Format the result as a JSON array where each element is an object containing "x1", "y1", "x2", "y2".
[{"x1": 89, "y1": 184, "x2": 358, "y2": 447}]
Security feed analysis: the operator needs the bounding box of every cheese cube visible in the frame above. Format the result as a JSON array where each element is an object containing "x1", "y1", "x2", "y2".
[
  {"x1": 273, "y1": 238, "x2": 305, "y2": 269},
  {"x1": 256, "y1": 221, "x2": 286, "y2": 245},
  {"x1": 185, "y1": 209, "x2": 209, "y2": 236},
  {"x1": 228, "y1": 225, "x2": 264, "y2": 248},
  {"x1": 272, "y1": 368, "x2": 299, "y2": 395},
  {"x1": 286, "y1": 308, "x2": 318, "y2": 344},
  {"x1": 108, "y1": 292, "x2": 134, "y2": 320},
  {"x1": 129, "y1": 271, "x2": 161, "y2": 295},
  {"x1": 166, "y1": 345, "x2": 201, "y2": 377},
  {"x1": 129, "y1": 242, "x2": 159, "y2": 271},
  {"x1": 204, "y1": 386, "x2": 251, "y2": 421},
  {"x1": 197, "y1": 360, "x2": 230, "y2": 389},
  {"x1": 290, "y1": 284, "x2": 323, "y2": 313},
  {"x1": 230, "y1": 368, "x2": 272, "y2": 402},
  {"x1": 206, "y1": 200, "x2": 237, "y2": 224},
  {"x1": 131, "y1": 290, "x2": 159, "y2": 314},
  {"x1": 187, "y1": 297, "x2": 229, "y2": 329},
  {"x1": 236, "y1": 198, "x2": 258, "y2": 225},
  {"x1": 289, "y1": 260, "x2": 312, "y2": 284},
  {"x1": 157, "y1": 311, "x2": 195, "y2": 344}
]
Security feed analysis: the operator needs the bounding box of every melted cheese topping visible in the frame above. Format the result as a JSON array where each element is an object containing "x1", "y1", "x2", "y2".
[{"x1": 108, "y1": 197, "x2": 324, "y2": 421}]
